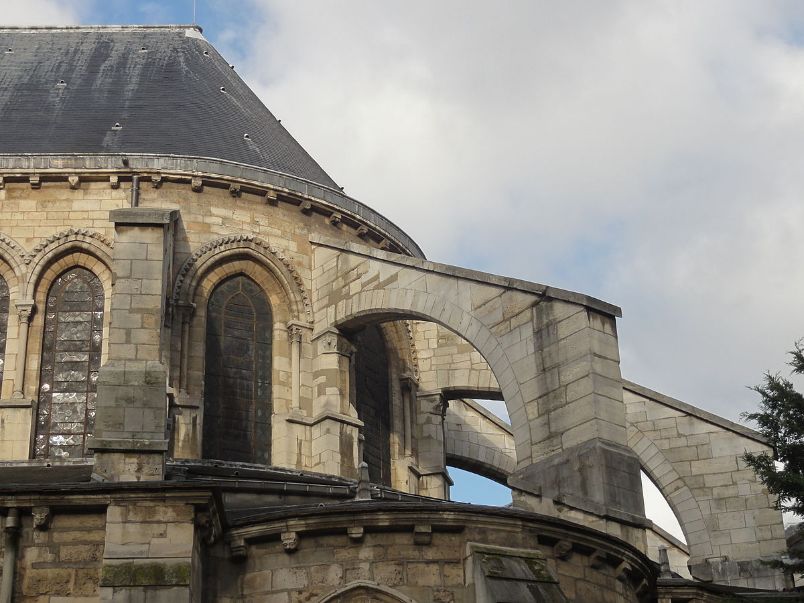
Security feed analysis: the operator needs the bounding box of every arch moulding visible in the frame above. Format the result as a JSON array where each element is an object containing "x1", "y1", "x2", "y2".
[
  {"x1": 319, "y1": 581, "x2": 418, "y2": 603},
  {"x1": 173, "y1": 234, "x2": 312, "y2": 323},
  {"x1": 24, "y1": 228, "x2": 114, "y2": 299}
]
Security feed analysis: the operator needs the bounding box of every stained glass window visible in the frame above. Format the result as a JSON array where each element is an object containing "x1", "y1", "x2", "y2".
[
  {"x1": 35, "y1": 267, "x2": 104, "y2": 459},
  {"x1": 0, "y1": 276, "x2": 8, "y2": 387},
  {"x1": 203, "y1": 275, "x2": 272, "y2": 464}
]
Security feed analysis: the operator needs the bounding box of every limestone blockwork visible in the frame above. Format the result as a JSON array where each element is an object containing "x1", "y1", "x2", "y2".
[{"x1": 0, "y1": 23, "x2": 794, "y2": 600}]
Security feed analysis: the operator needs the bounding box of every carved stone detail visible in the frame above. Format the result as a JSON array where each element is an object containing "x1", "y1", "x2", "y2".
[
  {"x1": 172, "y1": 234, "x2": 313, "y2": 322},
  {"x1": 109, "y1": 175, "x2": 120, "y2": 189},
  {"x1": 151, "y1": 174, "x2": 163, "y2": 188},
  {"x1": 229, "y1": 184, "x2": 241, "y2": 197},
  {"x1": 413, "y1": 524, "x2": 432, "y2": 545},
  {"x1": 191, "y1": 177, "x2": 203, "y2": 192},
  {"x1": 32, "y1": 506, "x2": 51, "y2": 530},
  {"x1": 68, "y1": 175, "x2": 80, "y2": 189},
  {"x1": 281, "y1": 531, "x2": 298, "y2": 552},
  {"x1": 404, "y1": 321, "x2": 420, "y2": 381},
  {"x1": 29, "y1": 175, "x2": 41, "y2": 189},
  {"x1": 24, "y1": 228, "x2": 114, "y2": 265}
]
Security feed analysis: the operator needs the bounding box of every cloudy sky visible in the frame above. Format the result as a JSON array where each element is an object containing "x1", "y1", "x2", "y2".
[{"x1": 5, "y1": 1, "x2": 804, "y2": 535}]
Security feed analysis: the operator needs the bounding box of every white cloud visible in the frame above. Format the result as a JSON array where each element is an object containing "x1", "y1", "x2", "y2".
[
  {"x1": 0, "y1": 0, "x2": 86, "y2": 25},
  {"x1": 224, "y1": 1, "x2": 804, "y2": 428}
]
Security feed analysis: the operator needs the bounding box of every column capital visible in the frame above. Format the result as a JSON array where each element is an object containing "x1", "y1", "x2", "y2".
[
  {"x1": 311, "y1": 327, "x2": 354, "y2": 356},
  {"x1": 15, "y1": 300, "x2": 35, "y2": 323}
]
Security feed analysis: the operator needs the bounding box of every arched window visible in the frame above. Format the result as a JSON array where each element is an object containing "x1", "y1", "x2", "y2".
[
  {"x1": 35, "y1": 267, "x2": 104, "y2": 459},
  {"x1": 203, "y1": 275, "x2": 272, "y2": 464},
  {"x1": 354, "y1": 325, "x2": 392, "y2": 486},
  {"x1": 0, "y1": 276, "x2": 8, "y2": 386}
]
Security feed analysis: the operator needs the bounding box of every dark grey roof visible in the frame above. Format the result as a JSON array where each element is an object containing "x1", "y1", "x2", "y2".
[{"x1": 0, "y1": 25, "x2": 338, "y2": 189}]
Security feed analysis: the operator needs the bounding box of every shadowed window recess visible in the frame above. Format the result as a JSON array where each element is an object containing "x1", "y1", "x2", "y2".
[
  {"x1": 35, "y1": 267, "x2": 104, "y2": 459},
  {"x1": 353, "y1": 324, "x2": 392, "y2": 486},
  {"x1": 203, "y1": 275, "x2": 272, "y2": 464}
]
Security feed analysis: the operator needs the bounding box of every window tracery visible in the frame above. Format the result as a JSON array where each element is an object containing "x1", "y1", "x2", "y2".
[{"x1": 35, "y1": 267, "x2": 104, "y2": 459}]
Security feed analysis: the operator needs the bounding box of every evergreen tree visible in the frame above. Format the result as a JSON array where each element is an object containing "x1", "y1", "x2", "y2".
[{"x1": 742, "y1": 341, "x2": 804, "y2": 578}]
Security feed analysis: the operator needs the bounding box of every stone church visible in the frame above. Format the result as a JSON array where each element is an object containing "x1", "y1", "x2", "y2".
[{"x1": 0, "y1": 24, "x2": 797, "y2": 602}]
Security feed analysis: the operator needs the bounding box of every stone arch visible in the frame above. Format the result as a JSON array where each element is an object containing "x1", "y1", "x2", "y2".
[
  {"x1": 24, "y1": 228, "x2": 114, "y2": 299},
  {"x1": 333, "y1": 289, "x2": 529, "y2": 468},
  {"x1": 177, "y1": 255, "x2": 295, "y2": 460},
  {"x1": 173, "y1": 235, "x2": 311, "y2": 323},
  {"x1": 0, "y1": 233, "x2": 27, "y2": 293},
  {"x1": 445, "y1": 398, "x2": 516, "y2": 484},
  {"x1": 0, "y1": 235, "x2": 25, "y2": 397},
  {"x1": 627, "y1": 426, "x2": 711, "y2": 565},
  {"x1": 319, "y1": 581, "x2": 418, "y2": 603},
  {"x1": 24, "y1": 250, "x2": 113, "y2": 403}
]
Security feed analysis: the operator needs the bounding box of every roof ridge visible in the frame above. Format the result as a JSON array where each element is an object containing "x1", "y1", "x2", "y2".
[{"x1": 0, "y1": 24, "x2": 203, "y2": 33}]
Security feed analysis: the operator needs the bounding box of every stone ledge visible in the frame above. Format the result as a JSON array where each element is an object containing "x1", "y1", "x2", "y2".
[
  {"x1": 0, "y1": 397, "x2": 34, "y2": 408},
  {"x1": 109, "y1": 207, "x2": 178, "y2": 225},
  {"x1": 87, "y1": 438, "x2": 169, "y2": 452},
  {"x1": 286, "y1": 411, "x2": 364, "y2": 429}
]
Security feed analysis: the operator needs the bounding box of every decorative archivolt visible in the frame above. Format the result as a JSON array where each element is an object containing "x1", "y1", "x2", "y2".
[
  {"x1": 0, "y1": 233, "x2": 27, "y2": 284},
  {"x1": 24, "y1": 228, "x2": 114, "y2": 265},
  {"x1": 24, "y1": 228, "x2": 114, "y2": 298},
  {"x1": 318, "y1": 581, "x2": 417, "y2": 603},
  {"x1": 172, "y1": 234, "x2": 313, "y2": 322}
]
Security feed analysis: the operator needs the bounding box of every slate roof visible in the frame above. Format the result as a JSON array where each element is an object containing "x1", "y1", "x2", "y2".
[{"x1": 0, "y1": 25, "x2": 339, "y2": 190}]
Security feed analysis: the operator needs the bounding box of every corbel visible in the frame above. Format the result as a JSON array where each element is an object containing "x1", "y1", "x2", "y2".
[
  {"x1": 347, "y1": 526, "x2": 364, "y2": 542},
  {"x1": 228, "y1": 537, "x2": 248, "y2": 560},
  {"x1": 0, "y1": 175, "x2": 6, "y2": 189},
  {"x1": 109, "y1": 175, "x2": 120, "y2": 189},
  {"x1": 191, "y1": 177, "x2": 203, "y2": 193},
  {"x1": 589, "y1": 550, "x2": 606, "y2": 569},
  {"x1": 299, "y1": 200, "x2": 313, "y2": 214},
  {"x1": 553, "y1": 540, "x2": 573, "y2": 560},
  {"x1": 356, "y1": 225, "x2": 369, "y2": 239},
  {"x1": 281, "y1": 531, "x2": 299, "y2": 553},
  {"x1": 413, "y1": 524, "x2": 432, "y2": 545},
  {"x1": 328, "y1": 212, "x2": 342, "y2": 226},
  {"x1": 32, "y1": 506, "x2": 51, "y2": 531},
  {"x1": 379, "y1": 239, "x2": 391, "y2": 251},
  {"x1": 68, "y1": 175, "x2": 80, "y2": 190},
  {"x1": 264, "y1": 190, "x2": 278, "y2": 205},
  {"x1": 151, "y1": 174, "x2": 163, "y2": 188},
  {"x1": 229, "y1": 183, "x2": 241, "y2": 197},
  {"x1": 29, "y1": 175, "x2": 41, "y2": 189}
]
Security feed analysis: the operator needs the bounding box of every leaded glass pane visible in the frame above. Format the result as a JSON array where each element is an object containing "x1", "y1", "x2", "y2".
[
  {"x1": 35, "y1": 267, "x2": 104, "y2": 459},
  {"x1": 203, "y1": 275, "x2": 272, "y2": 464},
  {"x1": 0, "y1": 276, "x2": 8, "y2": 386}
]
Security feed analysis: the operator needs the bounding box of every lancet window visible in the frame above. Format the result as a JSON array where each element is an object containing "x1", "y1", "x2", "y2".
[
  {"x1": 35, "y1": 267, "x2": 104, "y2": 459},
  {"x1": 203, "y1": 274, "x2": 273, "y2": 464}
]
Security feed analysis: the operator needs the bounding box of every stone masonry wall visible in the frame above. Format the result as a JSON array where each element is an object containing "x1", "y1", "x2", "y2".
[
  {"x1": 209, "y1": 518, "x2": 647, "y2": 603},
  {"x1": 14, "y1": 511, "x2": 106, "y2": 602}
]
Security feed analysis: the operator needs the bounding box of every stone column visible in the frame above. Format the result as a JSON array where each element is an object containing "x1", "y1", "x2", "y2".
[
  {"x1": 88, "y1": 208, "x2": 178, "y2": 481},
  {"x1": 306, "y1": 327, "x2": 362, "y2": 479},
  {"x1": 11, "y1": 300, "x2": 34, "y2": 398},
  {"x1": 415, "y1": 391, "x2": 452, "y2": 499},
  {"x1": 0, "y1": 301, "x2": 35, "y2": 460}
]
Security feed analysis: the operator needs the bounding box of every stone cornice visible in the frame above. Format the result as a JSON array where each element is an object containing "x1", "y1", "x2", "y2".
[{"x1": 0, "y1": 153, "x2": 424, "y2": 258}]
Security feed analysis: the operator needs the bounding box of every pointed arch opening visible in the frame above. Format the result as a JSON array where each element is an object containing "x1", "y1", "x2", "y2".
[
  {"x1": 203, "y1": 274, "x2": 273, "y2": 464},
  {"x1": 35, "y1": 267, "x2": 104, "y2": 459}
]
